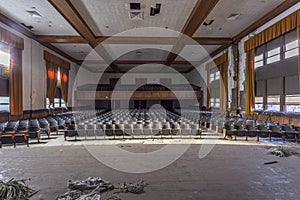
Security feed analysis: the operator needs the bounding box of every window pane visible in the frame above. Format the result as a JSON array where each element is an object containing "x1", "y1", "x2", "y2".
[
  {"x1": 255, "y1": 97, "x2": 263, "y2": 103},
  {"x1": 61, "y1": 99, "x2": 66, "y2": 108},
  {"x1": 210, "y1": 73, "x2": 214, "y2": 82},
  {"x1": 267, "y1": 55, "x2": 280, "y2": 64},
  {"x1": 285, "y1": 48, "x2": 299, "y2": 59},
  {"x1": 285, "y1": 105, "x2": 300, "y2": 112},
  {"x1": 267, "y1": 104, "x2": 280, "y2": 111},
  {"x1": 215, "y1": 71, "x2": 220, "y2": 80},
  {"x1": 255, "y1": 104, "x2": 263, "y2": 110},
  {"x1": 267, "y1": 47, "x2": 280, "y2": 57},
  {"x1": 285, "y1": 95, "x2": 300, "y2": 104},
  {"x1": 254, "y1": 54, "x2": 263, "y2": 62},
  {"x1": 254, "y1": 61, "x2": 263, "y2": 68},
  {"x1": 0, "y1": 51, "x2": 10, "y2": 66},
  {"x1": 268, "y1": 95, "x2": 280, "y2": 104},
  {"x1": 286, "y1": 40, "x2": 298, "y2": 51},
  {"x1": 0, "y1": 96, "x2": 9, "y2": 111}
]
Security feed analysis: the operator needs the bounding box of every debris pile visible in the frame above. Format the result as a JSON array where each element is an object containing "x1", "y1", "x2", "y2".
[{"x1": 57, "y1": 177, "x2": 148, "y2": 200}]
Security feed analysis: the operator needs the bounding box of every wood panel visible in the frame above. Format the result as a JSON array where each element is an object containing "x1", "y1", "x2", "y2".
[
  {"x1": 165, "y1": 0, "x2": 220, "y2": 66},
  {"x1": 75, "y1": 91, "x2": 202, "y2": 100},
  {"x1": 48, "y1": 0, "x2": 120, "y2": 72}
]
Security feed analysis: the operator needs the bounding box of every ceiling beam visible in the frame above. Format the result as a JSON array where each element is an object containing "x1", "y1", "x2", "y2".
[
  {"x1": 37, "y1": 35, "x2": 232, "y2": 45},
  {"x1": 0, "y1": 12, "x2": 78, "y2": 63},
  {"x1": 191, "y1": 0, "x2": 300, "y2": 73},
  {"x1": 165, "y1": 0, "x2": 220, "y2": 66},
  {"x1": 48, "y1": 0, "x2": 121, "y2": 72}
]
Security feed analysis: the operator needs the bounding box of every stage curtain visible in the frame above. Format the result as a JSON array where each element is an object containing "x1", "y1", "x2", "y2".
[
  {"x1": 245, "y1": 49, "x2": 255, "y2": 115},
  {"x1": 46, "y1": 61, "x2": 58, "y2": 106},
  {"x1": 9, "y1": 47, "x2": 23, "y2": 115},
  {"x1": 60, "y1": 67, "x2": 69, "y2": 104}
]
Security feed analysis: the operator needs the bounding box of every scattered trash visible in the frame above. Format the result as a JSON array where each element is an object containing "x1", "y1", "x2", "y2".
[
  {"x1": 264, "y1": 161, "x2": 278, "y2": 165},
  {"x1": 0, "y1": 178, "x2": 35, "y2": 200},
  {"x1": 269, "y1": 145, "x2": 290, "y2": 157},
  {"x1": 57, "y1": 177, "x2": 148, "y2": 200}
]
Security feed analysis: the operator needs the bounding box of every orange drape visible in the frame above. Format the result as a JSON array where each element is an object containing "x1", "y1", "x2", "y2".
[
  {"x1": 60, "y1": 67, "x2": 69, "y2": 104},
  {"x1": 46, "y1": 62, "x2": 58, "y2": 106},
  {"x1": 9, "y1": 47, "x2": 23, "y2": 115},
  {"x1": 245, "y1": 49, "x2": 255, "y2": 115}
]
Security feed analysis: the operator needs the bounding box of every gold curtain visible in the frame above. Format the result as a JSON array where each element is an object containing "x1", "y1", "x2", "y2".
[
  {"x1": 46, "y1": 62, "x2": 58, "y2": 106},
  {"x1": 9, "y1": 47, "x2": 23, "y2": 115},
  {"x1": 206, "y1": 53, "x2": 228, "y2": 111},
  {"x1": 244, "y1": 9, "x2": 300, "y2": 84},
  {"x1": 245, "y1": 49, "x2": 255, "y2": 115},
  {"x1": 60, "y1": 67, "x2": 69, "y2": 104},
  {"x1": 220, "y1": 62, "x2": 228, "y2": 112}
]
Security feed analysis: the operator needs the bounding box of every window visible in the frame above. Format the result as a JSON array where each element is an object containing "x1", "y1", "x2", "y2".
[
  {"x1": 267, "y1": 95, "x2": 280, "y2": 111},
  {"x1": 210, "y1": 73, "x2": 215, "y2": 82},
  {"x1": 285, "y1": 94, "x2": 300, "y2": 112},
  {"x1": 267, "y1": 47, "x2": 280, "y2": 64},
  {"x1": 46, "y1": 97, "x2": 66, "y2": 108},
  {"x1": 285, "y1": 40, "x2": 299, "y2": 59},
  {"x1": 210, "y1": 98, "x2": 220, "y2": 108},
  {"x1": 0, "y1": 96, "x2": 9, "y2": 111},
  {"x1": 210, "y1": 70, "x2": 220, "y2": 82},
  {"x1": 255, "y1": 97, "x2": 263, "y2": 110},
  {"x1": 254, "y1": 54, "x2": 264, "y2": 68},
  {"x1": 215, "y1": 98, "x2": 220, "y2": 108},
  {"x1": 215, "y1": 71, "x2": 220, "y2": 80}
]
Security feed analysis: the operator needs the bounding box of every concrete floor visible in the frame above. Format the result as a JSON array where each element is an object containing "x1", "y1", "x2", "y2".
[{"x1": 1, "y1": 137, "x2": 300, "y2": 200}]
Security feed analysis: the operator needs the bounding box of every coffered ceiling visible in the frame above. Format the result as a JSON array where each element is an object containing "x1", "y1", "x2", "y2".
[{"x1": 0, "y1": 0, "x2": 298, "y2": 72}]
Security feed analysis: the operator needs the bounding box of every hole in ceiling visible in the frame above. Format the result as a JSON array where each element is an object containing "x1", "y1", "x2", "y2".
[
  {"x1": 203, "y1": 20, "x2": 214, "y2": 26},
  {"x1": 129, "y1": 11, "x2": 144, "y2": 20},
  {"x1": 130, "y1": 3, "x2": 141, "y2": 10},
  {"x1": 226, "y1": 13, "x2": 240, "y2": 21},
  {"x1": 150, "y1": 4, "x2": 161, "y2": 16},
  {"x1": 20, "y1": 23, "x2": 34, "y2": 31}
]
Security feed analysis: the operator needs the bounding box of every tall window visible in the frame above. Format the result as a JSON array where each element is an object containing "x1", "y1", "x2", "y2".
[
  {"x1": 46, "y1": 68, "x2": 66, "y2": 109},
  {"x1": 285, "y1": 40, "x2": 299, "y2": 59},
  {"x1": 0, "y1": 48, "x2": 10, "y2": 111}
]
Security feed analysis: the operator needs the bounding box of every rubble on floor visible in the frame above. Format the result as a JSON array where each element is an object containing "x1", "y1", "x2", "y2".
[{"x1": 56, "y1": 177, "x2": 148, "y2": 200}]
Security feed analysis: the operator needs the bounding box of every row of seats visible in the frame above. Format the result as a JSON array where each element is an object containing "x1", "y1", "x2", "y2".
[
  {"x1": 0, "y1": 109, "x2": 95, "y2": 147},
  {"x1": 224, "y1": 119, "x2": 300, "y2": 142},
  {"x1": 65, "y1": 109, "x2": 203, "y2": 140}
]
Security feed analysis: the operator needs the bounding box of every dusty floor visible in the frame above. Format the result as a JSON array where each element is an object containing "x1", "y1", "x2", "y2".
[{"x1": 1, "y1": 135, "x2": 300, "y2": 200}]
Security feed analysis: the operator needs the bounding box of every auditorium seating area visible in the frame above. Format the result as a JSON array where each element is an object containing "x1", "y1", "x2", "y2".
[{"x1": 73, "y1": 109, "x2": 202, "y2": 140}]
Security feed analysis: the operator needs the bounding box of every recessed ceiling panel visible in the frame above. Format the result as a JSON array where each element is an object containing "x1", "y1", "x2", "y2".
[
  {"x1": 175, "y1": 45, "x2": 221, "y2": 62},
  {"x1": 103, "y1": 44, "x2": 173, "y2": 61},
  {"x1": 0, "y1": 0, "x2": 79, "y2": 35},
  {"x1": 52, "y1": 44, "x2": 94, "y2": 60},
  {"x1": 193, "y1": 0, "x2": 285, "y2": 37},
  {"x1": 70, "y1": 0, "x2": 198, "y2": 36}
]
